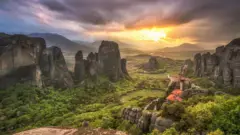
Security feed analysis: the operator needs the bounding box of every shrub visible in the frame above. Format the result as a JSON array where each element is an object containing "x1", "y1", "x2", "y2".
[
  {"x1": 207, "y1": 129, "x2": 224, "y2": 135},
  {"x1": 128, "y1": 124, "x2": 142, "y2": 135},
  {"x1": 193, "y1": 78, "x2": 214, "y2": 88},
  {"x1": 148, "y1": 129, "x2": 161, "y2": 135},
  {"x1": 182, "y1": 102, "x2": 217, "y2": 131},
  {"x1": 162, "y1": 127, "x2": 178, "y2": 135}
]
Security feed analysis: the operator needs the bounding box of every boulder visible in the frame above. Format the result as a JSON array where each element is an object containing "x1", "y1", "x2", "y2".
[
  {"x1": 154, "y1": 117, "x2": 173, "y2": 132},
  {"x1": 98, "y1": 41, "x2": 123, "y2": 81},
  {"x1": 40, "y1": 46, "x2": 73, "y2": 88},
  {"x1": 74, "y1": 50, "x2": 85, "y2": 82}
]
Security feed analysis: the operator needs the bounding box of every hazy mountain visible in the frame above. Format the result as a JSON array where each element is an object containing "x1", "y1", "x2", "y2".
[
  {"x1": 86, "y1": 40, "x2": 143, "y2": 57},
  {"x1": 156, "y1": 43, "x2": 205, "y2": 52},
  {"x1": 29, "y1": 33, "x2": 91, "y2": 53}
]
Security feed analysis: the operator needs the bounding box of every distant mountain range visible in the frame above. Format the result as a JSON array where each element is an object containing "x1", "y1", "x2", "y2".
[
  {"x1": 29, "y1": 33, "x2": 91, "y2": 53},
  {"x1": 156, "y1": 43, "x2": 205, "y2": 52},
  {"x1": 28, "y1": 33, "x2": 143, "y2": 56}
]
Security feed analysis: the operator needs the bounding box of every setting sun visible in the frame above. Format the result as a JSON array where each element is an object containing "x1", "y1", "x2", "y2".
[{"x1": 139, "y1": 28, "x2": 167, "y2": 42}]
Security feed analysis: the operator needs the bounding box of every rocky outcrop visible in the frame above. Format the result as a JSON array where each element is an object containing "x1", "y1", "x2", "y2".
[
  {"x1": 74, "y1": 51, "x2": 85, "y2": 82},
  {"x1": 0, "y1": 34, "x2": 74, "y2": 89},
  {"x1": 143, "y1": 56, "x2": 159, "y2": 71},
  {"x1": 72, "y1": 41, "x2": 130, "y2": 82},
  {"x1": 137, "y1": 111, "x2": 152, "y2": 132},
  {"x1": 144, "y1": 98, "x2": 164, "y2": 111},
  {"x1": 0, "y1": 36, "x2": 130, "y2": 89},
  {"x1": 122, "y1": 107, "x2": 174, "y2": 133},
  {"x1": 194, "y1": 38, "x2": 240, "y2": 88},
  {"x1": 121, "y1": 58, "x2": 131, "y2": 79},
  {"x1": 98, "y1": 41, "x2": 125, "y2": 81},
  {"x1": 152, "y1": 117, "x2": 173, "y2": 132},
  {"x1": 0, "y1": 35, "x2": 46, "y2": 88},
  {"x1": 122, "y1": 107, "x2": 142, "y2": 124},
  {"x1": 40, "y1": 46, "x2": 73, "y2": 88},
  {"x1": 194, "y1": 53, "x2": 202, "y2": 76}
]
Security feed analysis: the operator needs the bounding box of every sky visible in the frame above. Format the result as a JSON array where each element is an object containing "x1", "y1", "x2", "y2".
[{"x1": 0, "y1": 0, "x2": 240, "y2": 50}]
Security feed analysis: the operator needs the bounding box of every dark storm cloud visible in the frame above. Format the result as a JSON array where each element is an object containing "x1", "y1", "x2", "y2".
[
  {"x1": 38, "y1": 0, "x2": 163, "y2": 25},
  {"x1": 1, "y1": 0, "x2": 240, "y2": 45},
  {"x1": 37, "y1": 0, "x2": 240, "y2": 32}
]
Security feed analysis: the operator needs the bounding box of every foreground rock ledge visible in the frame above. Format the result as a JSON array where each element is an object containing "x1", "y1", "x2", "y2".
[{"x1": 14, "y1": 127, "x2": 128, "y2": 135}]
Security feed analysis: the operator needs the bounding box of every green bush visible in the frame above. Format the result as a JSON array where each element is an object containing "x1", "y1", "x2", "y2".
[
  {"x1": 162, "y1": 127, "x2": 178, "y2": 135},
  {"x1": 128, "y1": 124, "x2": 142, "y2": 135},
  {"x1": 207, "y1": 129, "x2": 224, "y2": 135},
  {"x1": 193, "y1": 78, "x2": 214, "y2": 88},
  {"x1": 176, "y1": 95, "x2": 240, "y2": 134},
  {"x1": 147, "y1": 129, "x2": 161, "y2": 135},
  {"x1": 117, "y1": 120, "x2": 132, "y2": 131}
]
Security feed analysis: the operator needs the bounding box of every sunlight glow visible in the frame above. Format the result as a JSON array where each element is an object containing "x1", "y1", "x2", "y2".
[{"x1": 139, "y1": 28, "x2": 167, "y2": 42}]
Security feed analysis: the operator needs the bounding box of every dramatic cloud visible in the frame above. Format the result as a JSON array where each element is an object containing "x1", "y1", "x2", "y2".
[{"x1": 0, "y1": 0, "x2": 240, "y2": 47}]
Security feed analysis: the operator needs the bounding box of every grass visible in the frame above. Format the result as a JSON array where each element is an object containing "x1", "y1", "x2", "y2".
[{"x1": 121, "y1": 90, "x2": 164, "y2": 103}]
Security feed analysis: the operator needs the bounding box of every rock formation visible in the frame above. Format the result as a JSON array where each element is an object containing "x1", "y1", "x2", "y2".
[
  {"x1": 194, "y1": 38, "x2": 240, "y2": 88},
  {"x1": 122, "y1": 107, "x2": 173, "y2": 133},
  {"x1": 74, "y1": 51, "x2": 85, "y2": 82},
  {"x1": 194, "y1": 53, "x2": 202, "y2": 76},
  {"x1": 0, "y1": 35, "x2": 46, "y2": 88},
  {"x1": 0, "y1": 35, "x2": 130, "y2": 89},
  {"x1": 40, "y1": 46, "x2": 74, "y2": 88},
  {"x1": 121, "y1": 58, "x2": 131, "y2": 79},
  {"x1": 98, "y1": 41, "x2": 124, "y2": 81},
  {"x1": 0, "y1": 34, "x2": 74, "y2": 89},
  {"x1": 143, "y1": 56, "x2": 159, "y2": 71}
]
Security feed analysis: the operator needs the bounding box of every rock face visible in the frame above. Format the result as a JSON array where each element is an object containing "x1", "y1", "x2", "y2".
[
  {"x1": 144, "y1": 56, "x2": 159, "y2": 71},
  {"x1": 121, "y1": 58, "x2": 131, "y2": 79},
  {"x1": 72, "y1": 41, "x2": 130, "y2": 82},
  {"x1": 40, "y1": 46, "x2": 74, "y2": 88},
  {"x1": 0, "y1": 36, "x2": 129, "y2": 89},
  {"x1": 0, "y1": 34, "x2": 74, "y2": 89},
  {"x1": 122, "y1": 107, "x2": 174, "y2": 133},
  {"x1": 194, "y1": 53, "x2": 202, "y2": 76},
  {"x1": 144, "y1": 98, "x2": 164, "y2": 111},
  {"x1": 0, "y1": 35, "x2": 46, "y2": 88},
  {"x1": 98, "y1": 41, "x2": 124, "y2": 81},
  {"x1": 193, "y1": 38, "x2": 240, "y2": 88},
  {"x1": 74, "y1": 51, "x2": 85, "y2": 82}
]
